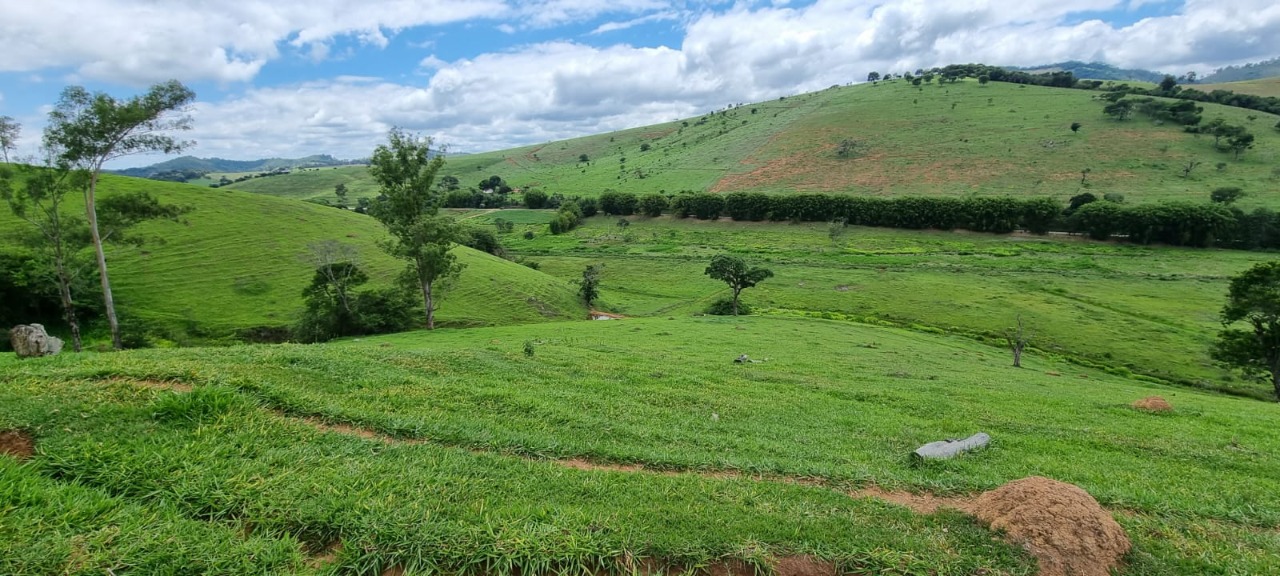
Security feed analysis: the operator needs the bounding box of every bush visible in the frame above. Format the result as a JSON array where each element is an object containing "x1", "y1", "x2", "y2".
[
  {"x1": 706, "y1": 297, "x2": 753, "y2": 316},
  {"x1": 637, "y1": 194, "x2": 668, "y2": 217},
  {"x1": 599, "y1": 190, "x2": 638, "y2": 215},
  {"x1": 523, "y1": 188, "x2": 549, "y2": 209},
  {"x1": 461, "y1": 226, "x2": 504, "y2": 256},
  {"x1": 671, "y1": 193, "x2": 724, "y2": 219}
]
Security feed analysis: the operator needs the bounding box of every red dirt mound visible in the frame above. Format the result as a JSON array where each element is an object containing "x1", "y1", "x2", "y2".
[
  {"x1": 971, "y1": 477, "x2": 1129, "y2": 576},
  {"x1": 1131, "y1": 396, "x2": 1173, "y2": 412},
  {"x1": 0, "y1": 429, "x2": 35, "y2": 460}
]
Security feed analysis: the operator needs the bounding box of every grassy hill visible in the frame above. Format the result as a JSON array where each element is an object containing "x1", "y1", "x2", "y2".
[
  {"x1": 0, "y1": 174, "x2": 587, "y2": 344},
  {"x1": 1195, "y1": 77, "x2": 1280, "y2": 99},
  {"x1": 222, "y1": 79, "x2": 1280, "y2": 207},
  {"x1": 450, "y1": 210, "x2": 1270, "y2": 399},
  {"x1": 3, "y1": 315, "x2": 1277, "y2": 574}
]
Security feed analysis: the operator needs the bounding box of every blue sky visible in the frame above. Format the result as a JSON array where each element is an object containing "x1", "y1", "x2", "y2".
[{"x1": 1, "y1": 0, "x2": 1277, "y2": 166}]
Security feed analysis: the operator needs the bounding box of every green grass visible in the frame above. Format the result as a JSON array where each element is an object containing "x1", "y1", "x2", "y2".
[
  {"x1": 217, "y1": 165, "x2": 379, "y2": 202},
  {"x1": 500, "y1": 215, "x2": 1273, "y2": 398},
  {"x1": 218, "y1": 80, "x2": 1280, "y2": 207},
  {"x1": 1194, "y1": 78, "x2": 1280, "y2": 99},
  {"x1": 2, "y1": 315, "x2": 1277, "y2": 574},
  {"x1": 0, "y1": 175, "x2": 586, "y2": 344}
]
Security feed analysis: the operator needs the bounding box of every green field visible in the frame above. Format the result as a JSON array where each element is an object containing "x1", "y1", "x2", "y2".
[
  {"x1": 3, "y1": 316, "x2": 1278, "y2": 574},
  {"x1": 222, "y1": 80, "x2": 1280, "y2": 207},
  {"x1": 443, "y1": 210, "x2": 1269, "y2": 398},
  {"x1": 1195, "y1": 78, "x2": 1280, "y2": 99},
  {"x1": 0, "y1": 175, "x2": 586, "y2": 345}
]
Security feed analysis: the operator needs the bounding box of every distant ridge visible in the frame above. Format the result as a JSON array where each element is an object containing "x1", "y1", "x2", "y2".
[
  {"x1": 1201, "y1": 57, "x2": 1280, "y2": 84},
  {"x1": 112, "y1": 154, "x2": 365, "y2": 180},
  {"x1": 1007, "y1": 61, "x2": 1167, "y2": 83}
]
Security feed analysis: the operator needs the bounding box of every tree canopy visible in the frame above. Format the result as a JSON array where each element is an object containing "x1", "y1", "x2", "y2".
[
  {"x1": 1213, "y1": 261, "x2": 1280, "y2": 401},
  {"x1": 705, "y1": 254, "x2": 773, "y2": 316}
]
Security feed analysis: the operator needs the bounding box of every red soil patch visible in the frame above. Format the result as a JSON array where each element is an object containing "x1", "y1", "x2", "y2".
[
  {"x1": 970, "y1": 477, "x2": 1130, "y2": 576},
  {"x1": 773, "y1": 555, "x2": 837, "y2": 576},
  {"x1": 0, "y1": 429, "x2": 35, "y2": 460},
  {"x1": 850, "y1": 485, "x2": 970, "y2": 515},
  {"x1": 381, "y1": 566, "x2": 405, "y2": 576},
  {"x1": 1131, "y1": 396, "x2": 1173, "y2": 413}
]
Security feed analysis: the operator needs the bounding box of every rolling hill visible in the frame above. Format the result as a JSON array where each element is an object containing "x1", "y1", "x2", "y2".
[
  {"x1": 1195, "y1": 77, "x2": 1280, "y2": 99},
  {"x1": 113, "y1": 154, "x2": 362, "y2": 179},
  {"x1": 219, "y1": 78, "x2": 1280, "y2": 208},
  {"x1": 0, "y1": 174, "x2": 587, "y2": 345}
]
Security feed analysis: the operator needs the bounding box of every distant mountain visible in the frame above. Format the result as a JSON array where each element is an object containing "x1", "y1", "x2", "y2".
[
  {"x1": 1200, "y1": 58, "x2": 1280, "y2": 84},
  {"x1": 1008, "y1": 61, "x2": 1167, "y2": 83},
  {"x1": 113, "y1": 155, "x2": 364, "y2": 180}
]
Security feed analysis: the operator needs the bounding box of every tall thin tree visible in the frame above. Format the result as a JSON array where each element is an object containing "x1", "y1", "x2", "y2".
[
  {"x1": 0, "y1": 116, "x2": 20, "y2": 163},
  {"x1": 42, "y1": 80, "x2": 196, "y2": 350}
]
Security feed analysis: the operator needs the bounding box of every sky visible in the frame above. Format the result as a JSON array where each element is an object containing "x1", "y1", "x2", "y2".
[{"x1": 1, "y1": 0, "x2": 1277, "y2": 167}]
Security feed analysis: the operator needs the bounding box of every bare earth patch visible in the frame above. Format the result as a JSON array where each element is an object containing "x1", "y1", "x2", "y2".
[
  {"x1": 0, "y1": 429, "x2": 35, "y2": 460},
  {"x1": 850, "y1": 485, "x2": 970, "y2": 515},
  {"x1": 970, "y1": 476, "x2": 1130, "y2": 576}
]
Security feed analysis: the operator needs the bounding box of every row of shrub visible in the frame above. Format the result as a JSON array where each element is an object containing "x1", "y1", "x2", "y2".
[{"x1": 562, "y1": 190, "x2": 1280, "y2": 250}]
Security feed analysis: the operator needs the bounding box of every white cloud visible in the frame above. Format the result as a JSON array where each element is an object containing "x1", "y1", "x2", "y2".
[
  {"x1": 0, "y1": 0, "x2": 508, "y2": 84},
  {"x1": 589, "y1": 11, "x2": 681, "y2": 34},
  {"x1": 16, "y1": 0, "x2": 1276, "y2": 167}
]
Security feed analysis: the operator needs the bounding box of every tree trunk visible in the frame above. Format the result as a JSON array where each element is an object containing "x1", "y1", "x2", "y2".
[
  {"x1": 731, "y1": 288, "x2": 741, "y2": 315},
  {"x1": 421, "y1": 279, "x2": 435, "y2": 330},
  {"x1": 85, "y1": 171, "x2": 122, "y2": 350},
  {"x1": 1272, "y1": 367, "x2": 1280, "y2": 402},
  {"x1": 53, "y1": 259, "x2": 82, "y2": 352},
  {"x1": 1012, "y1": 344, "x2": 1022, "y2": 368}
]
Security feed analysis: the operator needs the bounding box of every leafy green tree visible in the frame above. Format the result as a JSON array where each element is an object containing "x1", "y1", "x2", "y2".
[
  {"x1": 1070, "y1": 122, "x2": 1082, "y2": 133},
  {"x1": 436, "y1": 175, "x2": 460, "y2": 192},
  {"x1": 1103, "y1": 99, "x2": 1134, "y2": 121},
  {"x1": 523, "y1": 188, "x2": 548, "y2": 209},
  {"x1": 367, "y1": 128, "x2": 464, "y2": 330},
  {"x1": 638, "y1": 193, "x2": 668, "y2": 217},
  {"x1": 977, "y1": 75, "x2": 990, "y2": 86},
  {"x1": 578, "y1": 263, "x2": 603, "y2": 307},
  {"x1": 334, "y1": 183, "x2": 349, "y2": 210},
  {"x1": 1, "y1": 160, "x2": 89, "y2": 350},
  {"x1": 1159, "y1": 74, "x2": 1178, "y2": 93},
  {"x1": 1227, "y1": 131, "x2": 1255, "y2": 160},
  {"x1": 0, "y1": 116, "x2": 19, "y2": 163},
  {"x1": 866, "y1": 71, "x2": 880, "y2": 82},
  {"x1": 704, "y1": 254, "x2": 773, "y2": 316},
  {"x1": 578, "y1": 153, "x2": 589, "y2": 163},
  {"x1": 1211, "y1": 187, "x2": 1245, "y2": 204},
  {"x1": 42, "y1": 79, "x2": 196, "y2": 350},
  {"x1": 1213, "y1": 261, "x2": 1280, "y2": 401}
]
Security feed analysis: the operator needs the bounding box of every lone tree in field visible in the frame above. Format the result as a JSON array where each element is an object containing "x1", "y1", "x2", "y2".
[
  {"x1": 1070, "y1": 122, "x2": 1082, "y2": 133},
  {"x1": 0, "y1": 116, "x2": 19, "y2": 162},
  {"x1": 578, "y1": 263, "x2": 603, "y2": 307},
  {"x1": 1005, "y1": 315, "x2": 1031, "y2": 368},
  {"x1": 367, "y1": 128, "x2": 463, "y2": 330},
  {"x1": 42, "y1": 80, "x2": 196, "y2": 350},
  {"x1": 1211, "y1": 187, "x2": 1245, "y2": 205},
  {"x1": 1213, "y1": 262, "x2": 1280, "y2": 401},
  {"x1": 705, "y1": 254, "x2": 773, "y2": 316}
]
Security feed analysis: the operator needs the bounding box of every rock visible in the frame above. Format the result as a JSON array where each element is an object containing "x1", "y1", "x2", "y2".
[
  {"x1": 913, "y1": 432, "x2": 990, "y2": 460},
  {"x1": 9, "y1": 324, "x2": 64, "y2": 358},
  {"x1": 734, "y1": 354, "x2": 751, "y2": 363}
]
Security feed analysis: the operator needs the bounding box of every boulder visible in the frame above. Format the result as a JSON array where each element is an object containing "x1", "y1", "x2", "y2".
[{"x1": 9, "y1": 324, "x2": 64, "y2": 358}]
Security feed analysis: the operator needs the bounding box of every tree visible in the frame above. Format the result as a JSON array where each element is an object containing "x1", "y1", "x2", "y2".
[
  {"x1": 1180, "y1": 160, "x2": 1202, "y2": 179},
  {"x1": 1159, "y1": 74, "x2": 1178, "y2": 93},
  {"x1": 367, "y1": 128, "x2": 464, "y2": 330},
  {"x1": 43, "y1": 80, "x2": 196, "y2": 350},
  {"x1": 1070, "y1": 122, "x2": 1082, "y2": 133},
  {"x1": 1227, "y1": 131, "x2": 1255, "y2": 160},
  {"x1": 334, "y1": 183, "x2": 349, "y2": 210},
  {"x1": 867, "y1": 71, "x2": 880, "y2": 82},
  {"x1": 704, "y1": 254, "x2": 772, "y2": 316},
  {"x1": 1005, "y1": 315, "x2": 1031, "y2": 368},
  {"x1": 977, "y1": 75, "x2": 990, "y2": 86},
  {"x1": 638, "y1": 193, "x2": 668, "y2": 217},
  {"x1": 1213, "y1": 261, "x2": 1280, "y2": 401},
  {"x1": 578, "y1": 153, "x2": 589, "y2": 163},
  {"x1": 578, "y1": 263, "x2": 603, "y2": 307},
  {"x1": 640, "y1": 143, "x2": 651, "y2": 152},
  {"x1": 1103, "y1": 99, "x2": 1135, "y2": 121},
  {"x1": 0, "y1": 116, "x2": 19, "y2": 163},
  {"x1": 0, "y1": 159, "x2": 89, "y2": 350},
  {"x1": 524, "y1": 188, "x2": 549, "y2": 209},
  {"x1": 1211, "y1": 187, "x2": 1246, "y2": 205}
]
